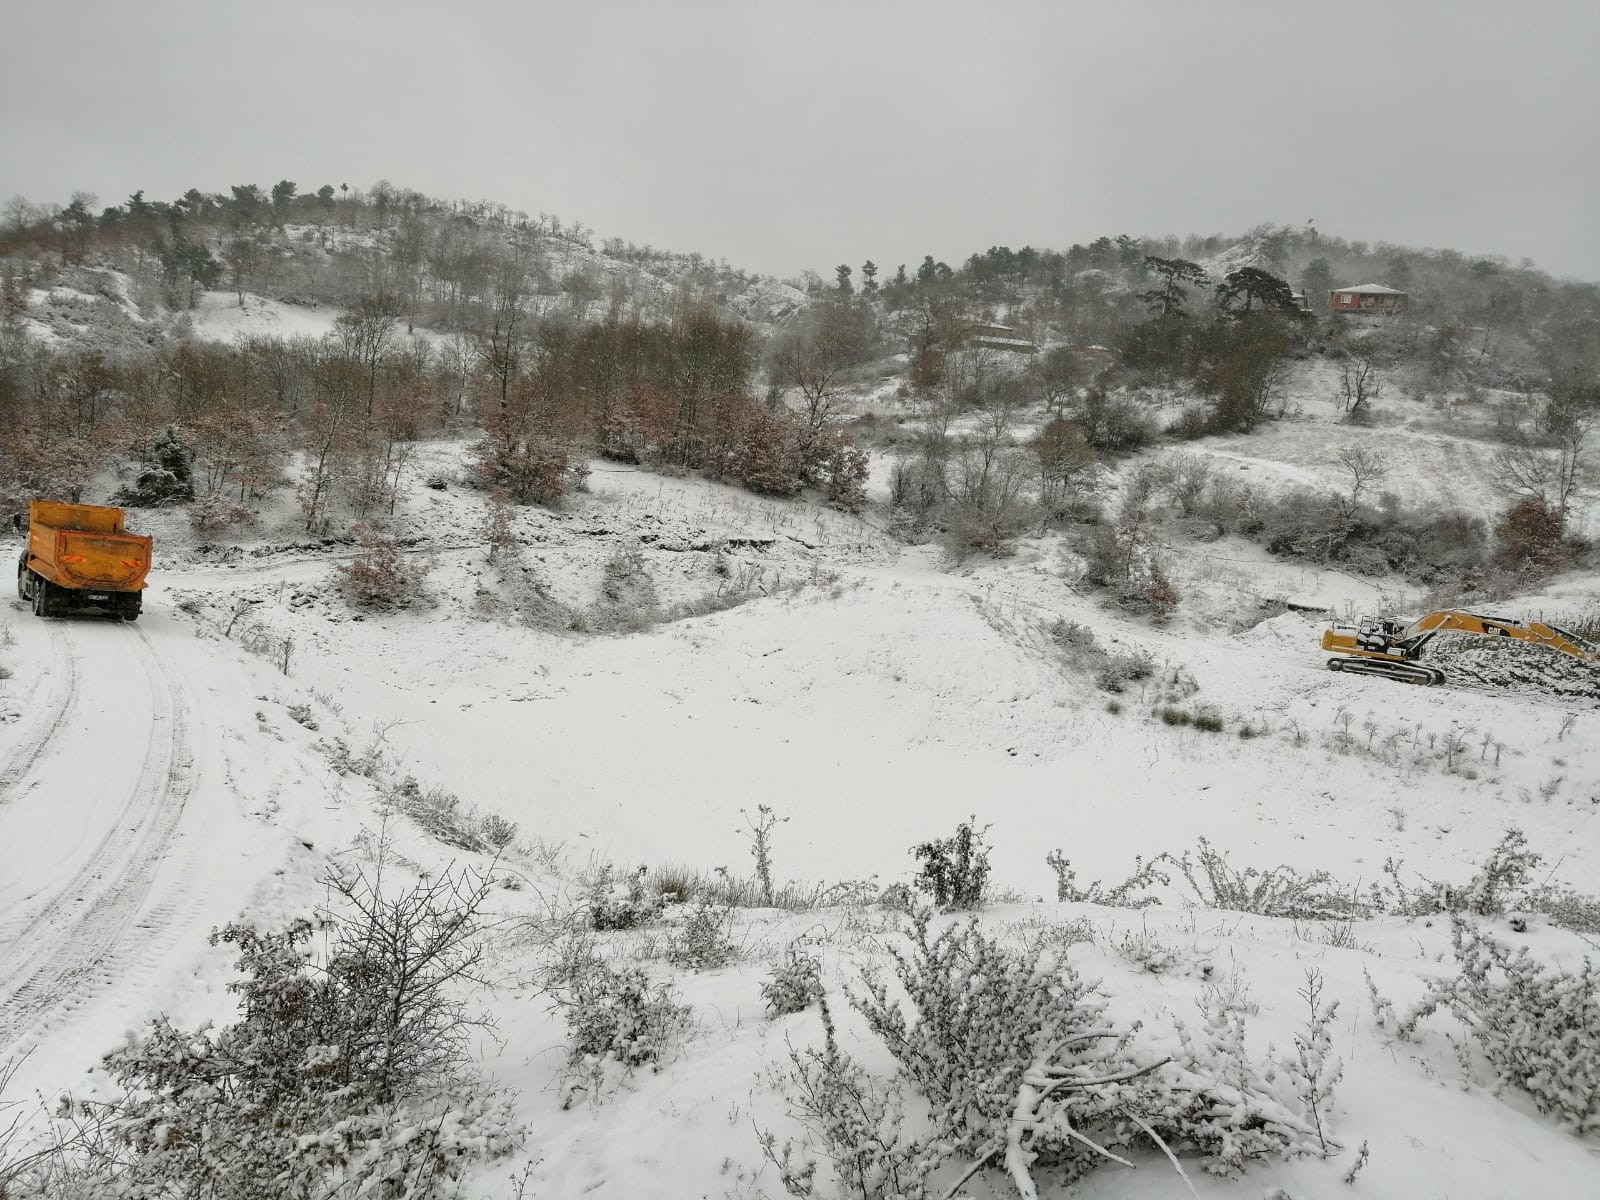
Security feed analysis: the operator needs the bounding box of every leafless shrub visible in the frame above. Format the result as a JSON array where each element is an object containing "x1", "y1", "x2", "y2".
[
  {"x1": 1045, "y1": 849, "x2": 1169, "y2": 907},
  {"x1": 336, "y1": 523, "x2": 428, "y2": 610},
  {"x1": 758, "y1": 998, "x2": 944, "y2": 1199},
  {"x1": 1176, "y1": 837, "x2": 1366, "y2": 919},
  {"x1": 188, "y1": 492, "x2": 257, "y2": 535},
  {"x1": 6, "y1": 862, "x2": 519, "y2": 1198},
  {"x1": 1379, "y1": 917, "x2": 1599, "y2": 1137}
]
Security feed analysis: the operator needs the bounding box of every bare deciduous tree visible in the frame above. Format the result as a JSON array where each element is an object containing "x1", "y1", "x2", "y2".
[
  {"x1": 770, "y1": 299, "x2": 874, "y2": 438},
  {"x1": 1491, "y1": 439, "x2": 1585, "y2": 515},
  {"x1": 1334, "y1": 445, "x2": 1389, "y2": 520},
  {"x1": 1338, "y1": 349, "x2": 1383, "y2": 418},
  {"x1": 1033, "y1": 418, "x2": 1097, "y2": 524}
]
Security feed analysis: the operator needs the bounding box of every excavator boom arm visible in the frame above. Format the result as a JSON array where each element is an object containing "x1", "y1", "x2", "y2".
[{"x1": 1398, "y1": 611, "x2": 1595, "y2": 663}]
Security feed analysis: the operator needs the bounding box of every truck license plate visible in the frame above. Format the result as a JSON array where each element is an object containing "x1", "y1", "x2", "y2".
[{"x1": 88, "y1": 593, "x2": 109, "y2": 600}]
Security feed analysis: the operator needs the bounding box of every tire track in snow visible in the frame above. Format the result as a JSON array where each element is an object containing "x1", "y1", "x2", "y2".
[
  {"x1": 0, "y1": 622, "x2": 80, "y2": 805},
  {"x1": 0, "y1": 624, "x2": 195, "y2": 1052}
]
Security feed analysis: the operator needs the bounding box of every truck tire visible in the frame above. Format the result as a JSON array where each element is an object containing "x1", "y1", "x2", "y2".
[
  {"x1": 32, "y1": 578, "x2": 50, "y2": 618},
  {"x1": 16, "y1": 559, "x2": 26, "y2": 601}
]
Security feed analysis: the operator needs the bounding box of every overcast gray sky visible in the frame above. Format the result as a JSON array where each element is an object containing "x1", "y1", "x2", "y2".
[{"x1": 4, "y1": 1, "x2": 1598, "y2": 281}]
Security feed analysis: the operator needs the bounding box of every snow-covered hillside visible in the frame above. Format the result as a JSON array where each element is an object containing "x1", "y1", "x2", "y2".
[
  {"x1": 4, "y1": 213, "x2": 810, "y2": 357},
  {"x1": 2, "y1": 413, "x2": 1596, "y2": 1196}
]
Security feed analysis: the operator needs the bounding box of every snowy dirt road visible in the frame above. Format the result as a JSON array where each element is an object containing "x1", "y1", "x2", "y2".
[{"x1": 0, "y1": 619, "x2": 198, "y2": 1054}]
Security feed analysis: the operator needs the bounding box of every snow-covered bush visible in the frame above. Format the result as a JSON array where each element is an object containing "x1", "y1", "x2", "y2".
[
  {"x1": 1094, "y1": 649, "x2": 1156, "y2": 693},
  {"x1": 336, "y1": 524, "x2": 428, "y2": 610},
  {"x1": 665, "y1": 898, "x2": 737, "y2": 971},
  {"x1": 1281, "y1": 970, "x2": 1343, "y2": 1155},
  {"x1": 1376, "y1": 828, "x2": 1542, "y2": 919},
  {"x1": 1168, "y1": 978, "x2": 1328, "y2": 1175},
  {"x1": 910, "y1": 817, "x2": 991, "y2": 911},
  {"x1": 586, "y1": 863, "x2": 663, "y2": 931},
  {"x1": 586, "y1": 546, "x2": 661, "y2": 633},
  {"x1": 1113, "y1": 927, "x2": 1185, "y2": 974},
  {"x1": 759, "y1": 999, "x2": 945, "y2": 1199},
  {"x1": 762, "y1": 951, "x2": 825, "y2": 1017},
  {"x1": 1385, "y1": 918, "x2": 1598, "y2": 1137},
  {"x1": 467, "y1": 426, "x2": 587, "y2": 507},
  {"x1": 849, "y1": 911, "x2": 1121, "y2": 1155},
  {"x1": 1045, "y1": 849, "x2": 1168, "y2": 907},
  {"x1": 841, "y1": 911, "x2": 1323, "y2": 1193},
  {"x1": 187, "y1": 491, "x2": 256, "y2": 534},
  {"x1": 1176, "y1": 837, "x2": 1365, "y2": 920},
  {"x1": 559, "y1": 954, "x2": 691, "y2": 1088},
  {"x1": 285, "y1": 701, "x2": 318, "y2": 729},
  {"x1": 9, "y1": 865, "x2": 517, "y2": 1199},
  {"x1": 382, "y1": 771, "x2": 519, "y2": 854},
  {"x1": 1046, "y1": 619, "x2": 1160, "y2": 693},
  {"x1": 1371, "y1": 829, "x2": 1600, "y2": 933},
  {"x1": 479, "y1": 811, "x2": 518, "y2": 850},
  {"x1": 319, "y1": 733, "x2": 385, "y2": 778}
]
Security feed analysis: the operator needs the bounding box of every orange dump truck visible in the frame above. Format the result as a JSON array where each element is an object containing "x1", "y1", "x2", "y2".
[{"x1": 15, "y1": 500, "x2": 152, "y2": 620}]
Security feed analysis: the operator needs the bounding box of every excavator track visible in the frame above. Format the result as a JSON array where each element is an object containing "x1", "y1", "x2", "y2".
[{"x1": 1326, "y1": 656, "x2": 1445, "y2": 686}]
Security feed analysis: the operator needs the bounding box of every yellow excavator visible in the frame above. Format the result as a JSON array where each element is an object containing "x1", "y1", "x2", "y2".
[{"x1": 1321, "y1": 610, "x2": 1596, "y2": 685}]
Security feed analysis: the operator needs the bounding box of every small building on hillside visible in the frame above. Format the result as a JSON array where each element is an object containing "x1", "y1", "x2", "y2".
[
  {"x1": 964, "y1": 319, "x2": 1037, "y2": 354},
  {"x1": 1330, "y1": 283, "x2": 1407, "y2": 315}
]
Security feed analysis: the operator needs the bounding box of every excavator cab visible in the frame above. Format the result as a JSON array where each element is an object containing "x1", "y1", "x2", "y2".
[{"x1": 1354, "y1": 616, "x2": 1403, "y2": 653}]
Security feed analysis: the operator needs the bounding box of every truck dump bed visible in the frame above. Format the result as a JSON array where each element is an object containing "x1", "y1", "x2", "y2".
[{"x1": 27, "y1": 501, "x2": 153, "y2": 591}]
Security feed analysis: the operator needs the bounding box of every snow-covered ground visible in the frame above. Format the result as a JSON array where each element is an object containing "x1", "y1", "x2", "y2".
[
  {"x1": 183, "y1": 289, "x2": 346, "y2": 342},
  {"x1": 1, "y1": 422, "x2": 1596, "y2": 1196}
]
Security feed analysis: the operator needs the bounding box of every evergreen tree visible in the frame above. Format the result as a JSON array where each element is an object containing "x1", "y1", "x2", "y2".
[
  {"x1": 270, "y1": 179, "x2": 298, "y2": 226},
  {"x1": 1136, "y1": 256, "x2": 1207, "y2": 321},
  {"x1": 1217, "y1": 266, "x2": 1304, "y2": 317},
  {"x1": 861, "y1": 260, "x2": 878, "y2": 295},
  {"x1": 228, "y1": 184, "x2": 265, "y2": 229},
  {"x1": 834, "y1": 263, "x2": 853, "y2": 294},
  {"x1": 116, "y1": 427, "x2": 196, "y2": 506}
]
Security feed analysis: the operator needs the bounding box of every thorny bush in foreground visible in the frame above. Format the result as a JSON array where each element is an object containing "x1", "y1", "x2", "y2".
[
  {"x1": 760, "y1": 999, "x2": 947, "y2": 1200},
  {"x1": 1374, "y1": 917, "x2": 1599, "y2": 1137},
  {"x1": 3, "y1": 864, "x2": 519, "y2": 1200},
  {"x1": 775, "y1": 909, "x2": 1332, "y2": 1198}
]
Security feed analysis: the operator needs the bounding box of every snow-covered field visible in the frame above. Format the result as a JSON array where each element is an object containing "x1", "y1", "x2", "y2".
[{"x1": 1, "y1": 420, "x2": 1597, "y2": 1196}]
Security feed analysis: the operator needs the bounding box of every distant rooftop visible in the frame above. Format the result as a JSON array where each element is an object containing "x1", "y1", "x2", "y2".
[{"x1": 1332, "y1": 283, "x2": 1405, "y2": 295}]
